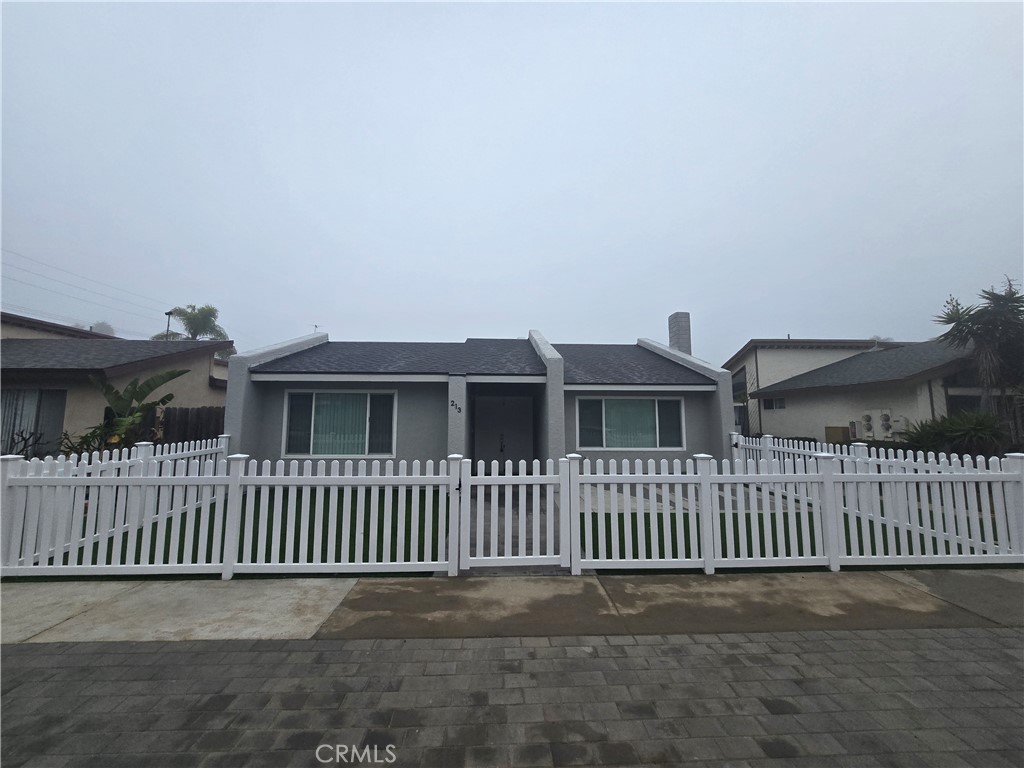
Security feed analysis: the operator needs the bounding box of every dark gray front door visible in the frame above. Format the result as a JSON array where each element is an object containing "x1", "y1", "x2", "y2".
[{"x1": 473, "y1": 396, "x2": 534, "y2": 469}]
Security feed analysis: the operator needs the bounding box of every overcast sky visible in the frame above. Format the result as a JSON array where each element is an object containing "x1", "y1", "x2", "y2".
[{"x1": 2, "y1": 2, "x2": 1021, "y2": 367}]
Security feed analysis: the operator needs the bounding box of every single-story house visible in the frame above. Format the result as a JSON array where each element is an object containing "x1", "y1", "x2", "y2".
[
  {"x1": 1, "y1": 311, "x2": 119, "y2": 340},
  {"x1": 1, "y1": 338, "x2": 233, "y2": 455},
  {"x1": 748, "y1": 339, "x2": 976, "y2": 443},
  {"x1": 225, "y1": 313, "x2": 733, "y2": 466},
  {"x1": 722, "y1": 337, "x2": 903, "y2": 436}
]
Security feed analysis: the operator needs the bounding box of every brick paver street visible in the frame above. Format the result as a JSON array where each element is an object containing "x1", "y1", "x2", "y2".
[{"x1": 3, "y1": 626, "x2": 1022, "y2": 768}]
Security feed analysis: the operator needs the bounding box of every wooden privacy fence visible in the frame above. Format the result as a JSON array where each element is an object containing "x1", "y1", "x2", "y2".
[{"x1": 2, "y1": 448, "x2": 1022, "y2": 578}]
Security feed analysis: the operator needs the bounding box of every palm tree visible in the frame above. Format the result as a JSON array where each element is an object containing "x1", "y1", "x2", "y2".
[
  {"x1": 151, "y1": 304, "x2": 235, "y2": 358},
  {"x1": 936, "y1": 278, "x2": 1024, "y2": 446}
]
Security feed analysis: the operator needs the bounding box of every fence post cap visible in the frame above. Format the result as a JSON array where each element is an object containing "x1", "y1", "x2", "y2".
[
  {"x1": 227, "y1": 453, "x2": 250, "y2": 461},
  {"x1": 1005, "y1": 453, "x2": 1024, "y2": 459},
  {"x1": 566, "y1": 453, "x2": 583, "y2": 460},
  {"x1": 446, "y1": 453, "x2": 463, "y2": 461},
  {"x1": 1, "y1": 455, "x2": 26, "y2": 462},
  {"x1": 814, "y1": 452, "x2": 837, "y2": 458},
  {"x1": 693, "y1": 453, "x2": 714, "y2": 459}
]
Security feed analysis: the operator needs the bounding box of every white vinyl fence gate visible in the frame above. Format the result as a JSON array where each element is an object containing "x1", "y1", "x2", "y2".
[{"x1": 2, "y1": 437, "x2": 1022, "y2": 578}]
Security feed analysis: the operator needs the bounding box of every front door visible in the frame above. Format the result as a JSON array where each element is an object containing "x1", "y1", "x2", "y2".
[{"x1": 473, "y1": 396, "x2": 534, "y2": 469}]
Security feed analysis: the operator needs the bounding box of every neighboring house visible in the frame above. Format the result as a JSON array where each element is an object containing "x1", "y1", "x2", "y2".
[
  {"x1": 747, "y1": 339, "x2": 976, "y2": 443},
  {"x1": 723, "y1": 338, "x2": 902, "y2": 436},
  {"x1": 1, "y1": 311, "x2": 119, "y2": 340},
  {"x1": 225, "y1": 313, "x2": 733, "y2": 467},
  {"x1": 1, "y1": 339, "x2": 233, "y2": 455}
]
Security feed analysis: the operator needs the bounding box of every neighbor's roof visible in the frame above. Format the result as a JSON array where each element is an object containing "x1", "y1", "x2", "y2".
[
  {"x1": 722, "y1": 338, "x2": 903, "y2": 371},
  {"x1": 556, "y1": 344, "x2": 715, "y2": 386},
  {"x1": 0, "y1": 339, "x2": 233, "y2": 376},
  {"x1": 1, "y1": 311, "x2": 118, "y2": 339},
  {"x1": 251, "y1": 339, "x2": 547, "y2": 376},
  {"x1": 750, "y1": 339, "x2": 969, "y2": 397},
  {"x1": 252, "y1": 338, "x2": 717, "y2": 385}
]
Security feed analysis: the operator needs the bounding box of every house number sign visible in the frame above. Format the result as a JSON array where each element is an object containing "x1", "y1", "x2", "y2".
[{"x1": 450, "y1": 400, "x2": 462, "y2": 414}]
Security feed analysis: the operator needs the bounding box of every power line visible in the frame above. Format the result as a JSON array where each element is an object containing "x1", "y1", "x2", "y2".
[
  {"x1": 0, "y1": 301, "x2": 154, "y2": 338},
  {"x1": 1, "y1": 247, "x2": 175, "y2": 309},
  {"x1": 1, "y1": 260, "x2": 172, "y2": 314},
  {"x1": 1, "y1": 274, "x2": 165, "y2": 321}
]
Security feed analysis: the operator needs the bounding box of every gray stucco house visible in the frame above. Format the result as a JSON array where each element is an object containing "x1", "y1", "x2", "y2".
[{"x1": 225, "y1": 313, "x2": 733, "y2": 467}]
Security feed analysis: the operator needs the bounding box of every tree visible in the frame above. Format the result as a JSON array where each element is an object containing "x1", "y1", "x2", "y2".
[
  {"x1": 151, "y1": 303, "x2": 235, "y2": 358},
  {"x1": 91, "y1": 321, "x2": 115, "y2": 336},
  {"x1": 935, "y1": 277, "x2": 1024, "y2": 447}
]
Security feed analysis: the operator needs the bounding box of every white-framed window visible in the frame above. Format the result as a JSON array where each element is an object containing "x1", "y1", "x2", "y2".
[
  {"x1": 577, "y1": 397, "x2": 685, "y2": 449},
  {"x1": 283, "y1": 391, "x2": 396, "y2": 456},
  {"x1": 763, "y1": 398, "x2": 786, "y2": 411}
]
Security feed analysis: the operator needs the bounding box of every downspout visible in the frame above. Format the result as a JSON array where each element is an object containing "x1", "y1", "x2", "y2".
[{"x1": 928, "y1": 379, "x2": 935, "y2": 419}]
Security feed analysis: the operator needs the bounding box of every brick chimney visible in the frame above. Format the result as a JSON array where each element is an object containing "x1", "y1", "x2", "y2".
[{"x1": 668, "y1": 312, "x2": 692, "y2": 355}]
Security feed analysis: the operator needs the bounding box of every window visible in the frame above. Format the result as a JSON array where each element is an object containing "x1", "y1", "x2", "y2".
[
  {"x1": 578, "y1": 398, "x2": 684, "y2": 449},
  {"x1": 284, "y1": 392, "x2": 395, "y2": 456},
  {"x1": 763, "y1": 398, "x2": 786, "y2": 411},
  {"x1": 1, "y1": 389, "x2": 67, "y2": 456}
]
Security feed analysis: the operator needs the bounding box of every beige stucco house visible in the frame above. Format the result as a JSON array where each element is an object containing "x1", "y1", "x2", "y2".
[
  {"x1": 1, "y1": 337, "x2": 232, "y2": 455},
  {"x1": 745, "y1": 339, "x2": 976, "y2": 443}
]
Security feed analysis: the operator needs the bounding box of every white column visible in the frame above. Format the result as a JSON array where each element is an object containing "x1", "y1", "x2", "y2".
[
  {"x1": 815, "y1": 453, "x2": 843, "y2": 572},
  {"x1": 565, "y1": 454, "x2": 582, "y2": 574},
  {"x1": 221, "y1": 454, "x2": 248, "y2": 580},
  {"x1": 695, "y1": 454, "x2": 716, "y2": 574},
  {"x1": 1, "y1": 456, "x2": 25, "y2": 569},
  {"x1": 446, "y1": 454, "x2": 463, "y2": 576}
]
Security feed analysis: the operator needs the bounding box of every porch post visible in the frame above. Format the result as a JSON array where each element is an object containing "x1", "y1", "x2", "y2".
[{"x1": 446, "y1": 455, "x2": 463, "y2": 576}]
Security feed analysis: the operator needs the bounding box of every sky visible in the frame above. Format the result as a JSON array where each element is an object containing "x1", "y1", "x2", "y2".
[{"x1": 2, "y1": 1, "x2": 1021, "y2": 367}]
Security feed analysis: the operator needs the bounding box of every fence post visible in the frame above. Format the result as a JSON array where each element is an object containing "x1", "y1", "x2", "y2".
[
  {"x1": 815, "y1": 453, "x2": 842, "y2": 572},
  {"x1": 135, "y1": 442, "x2": 155, "y2": 462},
  {"x1": 695, "y1": 454, "x2": 716, "y2": 575},
  {"x1": 564, "y1": 454, "x2": 582, "y2": 574},
  {"x1": 760, "y1": 435, "x2": 774, "y2": 471},
  {"x1": 446, "y1": 455, "x2": 463, "y2": 576},
  {"x1": 459, "y1": 459, "x2": 472, "y2": 571},
  {"x1": 729, "y1": 432, "x2": 741, "y2": 467},
  {"x1": 221, "y1": 454, "x2": 248, "y2": 580},
  {"x1": 218, "y1": 434, "x2": 231, "y2": 456},
  {"x1": 1003, "y1": 454, "x2": 1024, "y2": 555},
  {"x1": 1, "y1": 456, "x2": 25, "y2": 568}
]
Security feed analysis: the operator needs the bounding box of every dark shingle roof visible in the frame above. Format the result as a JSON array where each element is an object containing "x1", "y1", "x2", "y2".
[
  {"x1": 251, "y1": 339, "x2": 718, "y2": 384},
  {"x1": 752, "y1": 339, "x2": 969, "y2": 396},
  {"x1": 0, "y1": 339, "x2": 231, "y2": 373},
  {"x1": 251, "y1": 339, "x2": 547, "y2": 376},
  {"x1": 555, "y1": 344, "x2": 716, "y2": 386}
]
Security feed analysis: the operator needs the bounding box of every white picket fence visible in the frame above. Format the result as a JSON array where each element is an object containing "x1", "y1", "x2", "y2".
[
  {"x1": 733, "y1": 433, "x2": 1006, "y2": 475},
  {"x1": 2, "y1": 446, "x2": 1022, "y2": 578}
]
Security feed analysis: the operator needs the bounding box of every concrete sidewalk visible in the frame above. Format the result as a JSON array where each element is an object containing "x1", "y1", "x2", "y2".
[
  {"x1": 2, "y1": 569, "x2": 1022, "y2": 768},
  {"x1": 3, "y1": 568, "x2": 1022, "y2": 643}
]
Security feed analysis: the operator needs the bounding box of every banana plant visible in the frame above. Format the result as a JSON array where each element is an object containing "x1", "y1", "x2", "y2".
[{"x1": 94, "y1": 369, "x2": 189, "y2": 446}]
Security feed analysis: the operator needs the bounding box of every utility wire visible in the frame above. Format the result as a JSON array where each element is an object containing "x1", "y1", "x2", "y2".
[
  {"x1": 1, "y1": 274, "x2": 165, "y2": 321},
  {"x1": 0, "y1": 301, "x2": 153, "y2": 338},
  {"x1": 1, "y1": 247, "x2": 175, "y2": 309},
  {"x1": 1, "y1": 260, "x2": 173, "y2": 314}
]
